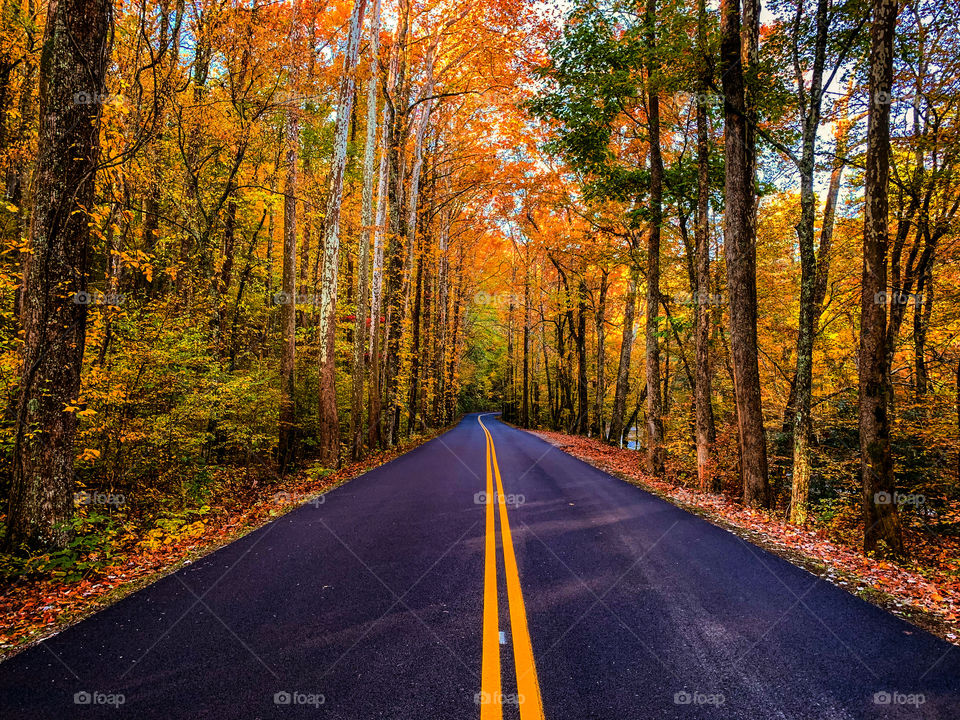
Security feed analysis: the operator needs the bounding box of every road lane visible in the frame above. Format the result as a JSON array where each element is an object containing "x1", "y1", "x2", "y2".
[
  {"x1": 479, "y1": 414, "x2": 545, "y2": 720},
  {"x1": 483, "y1": 417, "x2": 959, "y2": 719},
  {"x1": 1, "y1": 412, "x2": 958, "y2": 719}
]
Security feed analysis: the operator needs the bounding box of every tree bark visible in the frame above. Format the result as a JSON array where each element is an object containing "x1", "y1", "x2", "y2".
[
  {"x1": 913, "y1": 263, "x2": 932, "y2": 399},
  {"x1": 277, "y1": 102, "x2": 299, "y2": 473},
  {"x1": 720, "y1": 0, "x2": 770, "y2": 506},
  {"x1": 609, "y1": 265, "x2": 638, "y2": 445},
  {"x1": 318, "y1": 0, "x2": 368, "y2": 466},
  {"x1": 368, "y1": 19, "x2": 401, "y2": 449},
  {"x1": 574, "y1": 279, "x2": 589, "y2": 434},
  {"x1": 522, "y1": 263, "x2": 531, "y2": 427},
  {"x1": 351, "y1": 0, "x2": 381, "y2": 459},
  {"x1": 645, "y1": 0, "x2": 665, "y2": 475},
  {"x1": 592, "y1": 269, "x2": 608, "y2": 437},
  {"x1": 859, "y1": 0, "x2": 902, "y2": 556},
  {"x1": 4, "y1": 0, "x2": 112, "y2": 551},
  {"x1": 694, "y1": 2, "x2": 717, "y2": 490},
  {"x1": 407, "y1": 231, "x2": 425, "y2": 434},
  {"x1": 789, "y1": 0, "x2": 831, "y2": 524}
]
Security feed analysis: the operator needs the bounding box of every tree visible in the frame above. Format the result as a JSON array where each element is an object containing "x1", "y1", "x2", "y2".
[
  {"x1": 694, "y1": 0, "x2": 716, "y2": 491},
  {"x1": 859, "y1": 0, "x2": 903, "y2": 555},
  {"x1": 644, "y1": 0, "x2": 665, "y2": 476},
  {"x1": 318, "y1": 0, "x2": 368, "y2": 467},
  {"x1": 4, "y1": 0, "x2": 113, "y2": 551},
  {"x1": 720, "y1": 0, "x2": 770, "y2": 507},
  {"x1": 351, "y1": 0, "x2": 382, "y2": 460},
  {"x1": 278, "y1": 2, "x2": 302, "y2": 473},
  {"x1": 609, "y1": 264, "x2": 638, "y2": 445}
]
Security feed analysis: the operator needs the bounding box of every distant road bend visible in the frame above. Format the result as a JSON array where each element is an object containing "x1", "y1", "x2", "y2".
[{"x1": 1, "y1": 413, "x2": 958, "y2": 718}]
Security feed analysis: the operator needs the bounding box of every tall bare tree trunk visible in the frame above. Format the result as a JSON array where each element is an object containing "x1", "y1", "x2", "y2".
[
  {"x1": 592, "y1": 269, "x2": 608, "y2": 437},
  {"x1": 432, "y1": 212, "x2": 450, "y2": 424},
  {"x1": 645, "y1": 0, "x2": 665, "y2": 475},
  {"x1": 913, "y1": 263, "x2": 932, "y2": 399},
  {"x1": 574, "y1": 279, "x2": 589, "y2": 434},
  {"x1": 277, "y1": 103, "x2": 299, "y2": 472},
  {"x1": 788, "y1": 0, "x2": 831, "y2": 523},
  {"x1": 351, "y1": 0, "x2": 381, "y2": 459},
  {"x1": 694, "y1": 9, "x2": 716, "y2": 489},
  {"x1": 368, "y1": 22, "x2": 401, "y2": 449},
  {"x1": 860, "y1": 0, "x2": 902, "y2": 555},
  {"x1": 4, "y1": 0, "x2": 112, "y2": 551},
  {"x1": 407, "y1": 230, "x2": 425, "y2": 434},
  {"x1": 720, "y1": 0, "x2": 769, "y2": 507},
  {"x1": 609, "y1": 265, "x2": 638, "y2": 445},
  {"x1": 380, "y1": 3, "x2": 412, "y2": 445},
  {"x1": 385, "y1": 35, "x2": 435, "y2": 444},
  {"x1": 318, "y1": 0, "x2": 368, "y2": 466},
  {"x1": 522, "y1": 259, "x2": 531, "y2": 427}
]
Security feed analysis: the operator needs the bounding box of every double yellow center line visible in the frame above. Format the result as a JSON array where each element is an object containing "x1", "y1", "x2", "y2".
[{"x1": 479, "y1": 414, "x2": 545, "y2": 720}]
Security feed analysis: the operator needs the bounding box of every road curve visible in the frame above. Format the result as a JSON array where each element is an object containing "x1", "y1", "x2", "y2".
[{"x1": 1, "y1": 413, "x2": 957, "y2": 718}]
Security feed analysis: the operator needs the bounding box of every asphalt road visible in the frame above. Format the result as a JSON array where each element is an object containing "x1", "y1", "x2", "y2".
[{"x1": 1, "y1": 413, "x2": 957, "y2": 719}]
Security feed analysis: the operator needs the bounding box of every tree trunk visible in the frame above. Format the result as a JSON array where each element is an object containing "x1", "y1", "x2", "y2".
[
  {"x1": 506, "y1": 280, "x2": 516, "y2": 420},
  {"x1": 913, "y1": 263, "x2": 932, "y2": 399},
  {"x1": 4, "y1": 0, "x2": 112, "y2": 552},
  {"x1": 694, "y1": 5, "x2": 717, "y2": 489},
  {"x1": 368, "y1": 19, "x2": 401, "y2": 449},
  {"x1": 318, "y1": 0, "x2": 368, "y2": 466},
  {"x1": 352, "y1": 0, "x2": 381, "y2": 459},
  {"x1": 592, "y1": 269, "x2": 608, "y2": 437},
  {"x1": 396, "y1": 43, "x2": 436, "y2": 437},
  {"x1": 522, "y1": 263, "x2": 530, "y2": 427},
  {"x1": 789, "y1": 0, "x2": 830, "y2": 524},
  {"x1": 609, "y1": 265, "x2": 638, "y2": 445},
  {"x1": 860, "y1": 0, "x2": 902, "y2": 556},
  {"x1": 645, "y1": 3, "x2": 665, "y2": 474},
  {"x1": 407, "y1": 235, "x2": 425, "y2": 434},
  {"x1": 574, "y1": 280, "x2": 589, "y2": 434},
  {"x1": 445, "y1": 249, "x2": 464, "y2": 423},
  {"x1": 720, "y1": 0, "x2": 769, "y2": 507},
  {"x1": 432, "y1": 213, "x2": 450, "y2": 424},
  {"x1": 278, "y1": 103, "x2": 299, "y2": 473}
]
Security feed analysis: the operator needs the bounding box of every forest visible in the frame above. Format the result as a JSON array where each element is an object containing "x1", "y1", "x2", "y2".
[{"x1": 0, "y1": 0, "x2": 959, "y2": 651}]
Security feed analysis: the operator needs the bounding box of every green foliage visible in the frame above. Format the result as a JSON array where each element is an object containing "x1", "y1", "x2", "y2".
[{"x1": 0, "y1": 513, "x2": 121, "y2": 583}]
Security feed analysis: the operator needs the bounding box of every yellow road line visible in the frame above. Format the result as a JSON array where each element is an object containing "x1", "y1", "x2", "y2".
[
  {"x1": 480, "y1": 423, "x2": 502, "y2": 719},
  {"x1": 479, "y1": 415, "x2": 546, "y2": 720}
]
